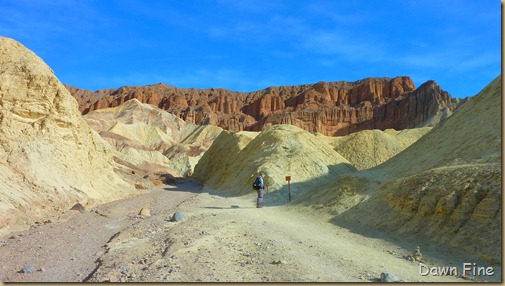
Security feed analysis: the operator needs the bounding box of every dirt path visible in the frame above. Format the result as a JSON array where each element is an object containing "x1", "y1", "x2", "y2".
[
  {"x1": 0, "y1": 180, "x2": 499, "y2": 283},
  {"x1": 0, "y1": 180, "x2": 199, "y2": 282}
]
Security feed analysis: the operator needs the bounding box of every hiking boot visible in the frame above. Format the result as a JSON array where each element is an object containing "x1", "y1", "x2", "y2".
[{"x1": 257, "y1": 206, "x2": 263, "y2": 208}]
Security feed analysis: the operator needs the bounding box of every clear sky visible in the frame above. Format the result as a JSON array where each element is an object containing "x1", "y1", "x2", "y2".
[{"x1": 0, "y1": 0, "x2": 501, "y2": 98}]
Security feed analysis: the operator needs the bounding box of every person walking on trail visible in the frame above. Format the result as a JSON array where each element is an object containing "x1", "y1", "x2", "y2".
[{"x1": 253, "y1": 173, "x2": 266, "y2": 208}]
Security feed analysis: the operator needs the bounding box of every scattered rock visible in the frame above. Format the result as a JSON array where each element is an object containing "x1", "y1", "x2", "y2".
[
  {"x1": 170, "y1": 254, "x2": 179, "y2": 259},
  {"x1": 380, "y1": 272, "x2": 400, "y2": 282},
  {"x1": 20, "y1": 265, "x2": 36, "y2": 274},
  {"x1": 171, "y1": 211, "x2": 187, "y2": 222},
  {"x1": 70, "y1": 203, "x2": 86, "y2": 213},
  {"x1": 201, "y1": 230, "x2": 209, "y2": 235},
  {"x1": 135, "y1": 183, "x2": 146, "y2": 190},
  {"x1": 152, "y1": 180, "x2": 163, "y2": 186},
  {"x1": 139, "y1": 208, "x2": 151, "y2": 217},
  {"x1": 387, "y1": 250, "x2": 399, "y2": 256},
  {"x1": 271, "y1": 259, "x2": 287, "y2": 265},
  {"x1": 39, "y1": 267, "x2": 46, "y2": 272},
  {"x1": 403, "y1": 255, "x2": 415, "y2": 262}
]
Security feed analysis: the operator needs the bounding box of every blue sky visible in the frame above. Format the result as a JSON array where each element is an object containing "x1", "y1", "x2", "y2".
[{"x1": 0, "y1": 0, "x2": 500, "y2": 98}]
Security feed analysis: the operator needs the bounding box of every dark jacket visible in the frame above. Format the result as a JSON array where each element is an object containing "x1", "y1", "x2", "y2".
[{"x1": 257, "y1": 176, "x2": 265, "y2": 189}]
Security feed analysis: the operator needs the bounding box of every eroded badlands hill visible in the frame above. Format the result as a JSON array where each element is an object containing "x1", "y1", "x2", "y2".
[
  {"x1": 193, "y1": 124, "x2": 357, "y2": 203},
  {"x1": 192, "y1": 123, "x2": 432, "y2": 205},
  {"x1": 0, "y1": 37, "x2": 138, "y2": 234},
  {"x1": 317, "y1": 127, "x2": 432, "y2": 170},
  {"x1": 83, "y1": 99, "x2": 223, "y2": 177},
  {"x1": 66, "y1": 76, "x2": 463, "y2": 136}
]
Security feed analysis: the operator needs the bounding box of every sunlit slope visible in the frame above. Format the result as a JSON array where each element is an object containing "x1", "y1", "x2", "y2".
[
  {"x1": 371, "y1": 75, "x2": 501, "y2": 178},
  {"x1": 193, "y1": 124, "x2": 356, "y2": 202},
  {"x1": 318, "y1": 128, "x2": 431, "y2": 170},
  {"x1": 332, "y1": 75, "x2": 502, "y2": 262}
]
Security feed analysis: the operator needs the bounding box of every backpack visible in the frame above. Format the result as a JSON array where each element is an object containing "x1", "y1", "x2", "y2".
[{"x1": 252, "y1": 176, "x2": 262, "y2": 190}]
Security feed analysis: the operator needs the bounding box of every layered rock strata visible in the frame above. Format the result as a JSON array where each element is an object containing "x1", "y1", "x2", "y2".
[{"x1": 66, "y1": 76, "x2": 461, "y2": 136}]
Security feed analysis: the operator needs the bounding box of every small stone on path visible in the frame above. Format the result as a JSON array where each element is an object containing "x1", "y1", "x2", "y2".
[
  {"x1": 139, "y1": 208, "x2": 151, "y2": 217},
  {"x1": 20, "y1": 265, "x2": 36, "y2": 273},
  {"x1": 171, "y1": 211, "x2": 187, "y2": 222}
]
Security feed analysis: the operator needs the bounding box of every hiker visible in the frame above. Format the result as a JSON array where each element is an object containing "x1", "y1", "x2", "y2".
[{"x1": 253, "y1": 173, "x2": 266, "y2": 208}]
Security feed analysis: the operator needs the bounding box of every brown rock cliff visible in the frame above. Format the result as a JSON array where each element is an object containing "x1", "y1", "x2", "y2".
[{"x1": 65, "y1": 76, "x2": 459, "y2": 136}]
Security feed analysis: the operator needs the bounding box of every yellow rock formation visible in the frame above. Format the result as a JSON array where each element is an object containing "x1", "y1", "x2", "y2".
[{"x1": 0, "y1": 37, "x2": 136, "y2": 233}]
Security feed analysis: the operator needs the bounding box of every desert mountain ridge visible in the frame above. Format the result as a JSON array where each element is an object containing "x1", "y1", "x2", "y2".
[{"x1": 65, "y1": 76, "x2": 466, "y2": 136}]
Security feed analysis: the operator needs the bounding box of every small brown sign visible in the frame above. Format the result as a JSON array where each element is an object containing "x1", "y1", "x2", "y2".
[{"x1": 285, "y1": 176, "x2": 291, "y2": 181}]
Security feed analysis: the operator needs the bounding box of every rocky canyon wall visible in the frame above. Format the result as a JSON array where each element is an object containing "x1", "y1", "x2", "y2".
[{"x1": 66, "y1": 76, "x2": 462, "y2": 136}]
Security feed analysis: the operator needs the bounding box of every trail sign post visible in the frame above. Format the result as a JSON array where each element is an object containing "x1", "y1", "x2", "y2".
[{"x1": 285, "y1": 176, "x2": 291, "y2": 202}]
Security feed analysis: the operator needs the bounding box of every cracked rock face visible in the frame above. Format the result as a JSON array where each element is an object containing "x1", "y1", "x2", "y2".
[{"x1": 0, "y1": 37, "x2": 134, "y2": 233}]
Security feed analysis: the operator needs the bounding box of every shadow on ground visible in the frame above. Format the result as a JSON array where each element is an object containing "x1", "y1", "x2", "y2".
[
  {"x1": 162, "y1": 179, "x2": 204, "y2": 194},
  {"x1": 189, "y1": 163, "x2": 358, "y2": 208}
]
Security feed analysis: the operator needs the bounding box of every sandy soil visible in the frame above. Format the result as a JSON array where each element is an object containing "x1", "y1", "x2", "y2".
[{"x1": 0, "y1": 180, "x2": 498, "y2": 283}]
